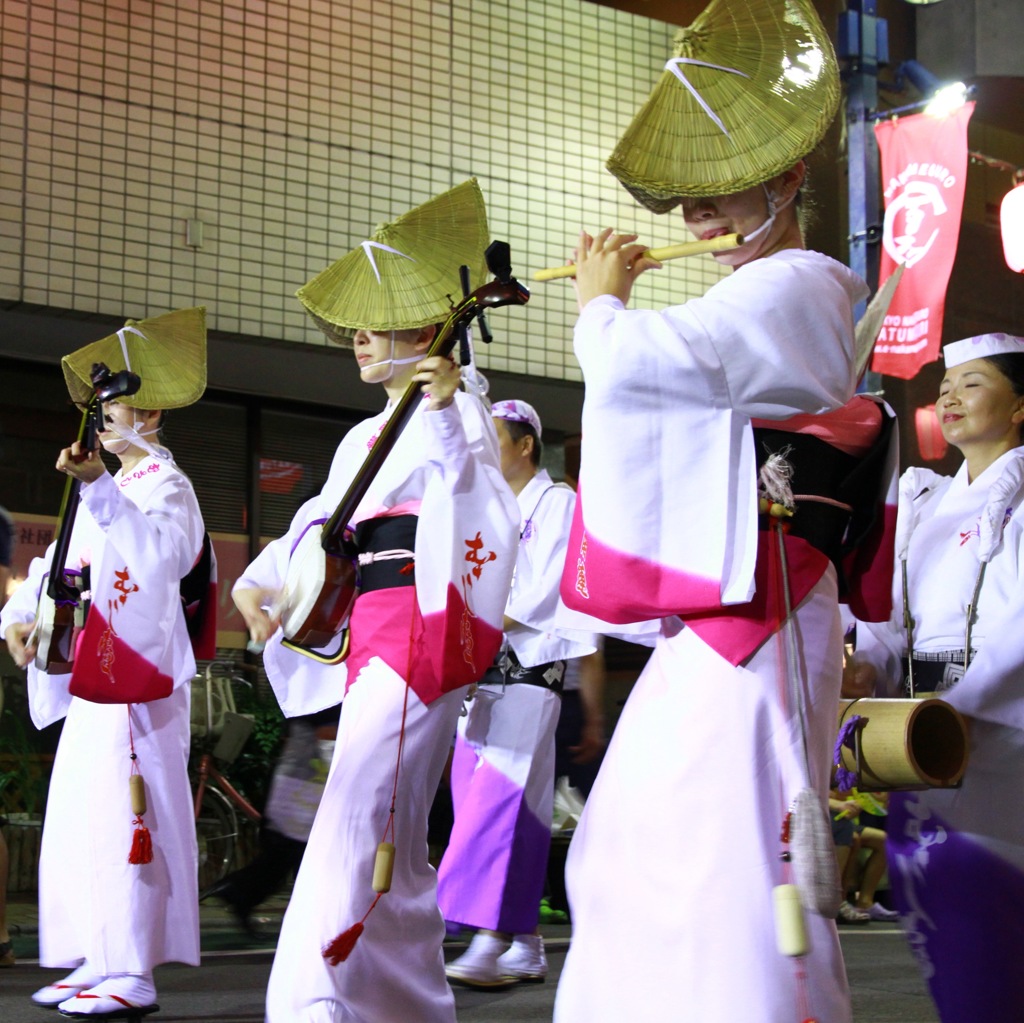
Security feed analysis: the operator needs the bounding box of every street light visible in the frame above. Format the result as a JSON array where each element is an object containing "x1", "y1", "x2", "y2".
[{"x1": 889, "y1": 60, "x2": 969, "y2": 117}]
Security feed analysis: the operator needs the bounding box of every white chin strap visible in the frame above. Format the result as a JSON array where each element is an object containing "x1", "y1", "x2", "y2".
[
  {"x1": 359, "y1": 331, "x2": 423, "y2": 379},
  {"x1": 716, "y1": 185, "x2": 794, "y2": 264},
  {"x1": 101, "y1": 419, "x2": 167, "y2": 460}
]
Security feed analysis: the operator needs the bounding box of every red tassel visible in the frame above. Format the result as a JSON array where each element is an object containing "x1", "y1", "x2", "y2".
[
  {"x1": 322, "y1": 922, "x2": 363, "y2": 965},
  {"x1": 128, "y1": 819, "x2": 153, "y2": 865}
]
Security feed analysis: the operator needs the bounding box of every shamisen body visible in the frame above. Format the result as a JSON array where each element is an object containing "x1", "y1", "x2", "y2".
[
  {"x1": 238, "y1": 339, "x2": 518, "y2": 710},
  {"x1": 236, "y1": 326, "x2": 518, "y2": 1021}
]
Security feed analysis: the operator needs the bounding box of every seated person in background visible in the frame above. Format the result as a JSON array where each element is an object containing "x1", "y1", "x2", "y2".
[{"x1": 830, "y1": 791, "x2": 899, "y2": 923}]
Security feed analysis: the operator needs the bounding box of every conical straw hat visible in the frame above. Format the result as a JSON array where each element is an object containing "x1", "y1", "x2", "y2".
[
  {"x1": 297, "y1": 179, "x2": 490, "y2": 338},
  {"x1": 62, "y1": 306, "x2": 207, "y2": 410},
  {"x1": 607, "y1": 0, "x2": 840, "y2": 212}
]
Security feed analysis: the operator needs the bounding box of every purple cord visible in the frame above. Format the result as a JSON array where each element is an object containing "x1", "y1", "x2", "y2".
[{"x1": 833, "y1": 715, "x2": 863, "y2": 792}]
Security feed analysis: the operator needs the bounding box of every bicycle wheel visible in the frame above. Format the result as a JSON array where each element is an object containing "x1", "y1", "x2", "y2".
[{"x1": 195, "y1": 783, "x2": 239, "y2": 890}]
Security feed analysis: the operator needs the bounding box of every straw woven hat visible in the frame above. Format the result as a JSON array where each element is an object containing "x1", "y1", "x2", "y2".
[
  {"x1": 297, "y1": 179, "x2": 490, "y2": 340},
  {"x1": 607, "y1": 0, "x2": 840, "y2": 211},
  {"x1": 62, "y1": 306, "x2": 207, "y2": 410}
]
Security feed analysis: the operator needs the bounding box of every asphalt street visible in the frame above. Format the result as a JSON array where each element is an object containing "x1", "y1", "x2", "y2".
[{"x1": 0, "y1": 893, "x2": 940, "y2": 1022}]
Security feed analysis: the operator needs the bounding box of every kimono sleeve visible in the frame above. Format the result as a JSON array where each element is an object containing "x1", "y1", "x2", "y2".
[
  {"x1": 414, "y1": 394, "x2": 519, "y2": 685},
  {"x1": 0, "y1": 547, "x2": 75, "y2": 728},
  {"x1": 80, "y1": 470, "x2": 203, "y2": 580}
]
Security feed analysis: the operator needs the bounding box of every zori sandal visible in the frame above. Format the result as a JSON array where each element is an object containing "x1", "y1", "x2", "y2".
[{"x1": 57, "y1": 992, "x2": 160, "y2": 1020}]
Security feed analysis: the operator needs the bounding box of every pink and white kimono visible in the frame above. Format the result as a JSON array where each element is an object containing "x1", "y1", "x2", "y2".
[
  {"x1": 554, "y1": 249, "x2": 898, "y2": 1023},
  {"x1": 855, "y1": 449, "x2": 1024, "y2": 1023},
  {"x1": 437, "y1": 470, "x2": 596, "y2": 935},
  {"x1": 242, "y1": 391, "x2": 518, "y2": 1023},
  {"x1": 0, "y1": 454, "x2": 204, "y2": 976}
]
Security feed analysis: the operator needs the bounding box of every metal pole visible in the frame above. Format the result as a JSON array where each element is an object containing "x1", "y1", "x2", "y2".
[{"x1": 839, "y1": 0, "x2": 887, "y2": 392}]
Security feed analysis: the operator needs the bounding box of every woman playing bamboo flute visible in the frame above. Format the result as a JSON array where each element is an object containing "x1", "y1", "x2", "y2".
[{"x1": 553, "y1": 1, "x2": 898, "y2": 1020}]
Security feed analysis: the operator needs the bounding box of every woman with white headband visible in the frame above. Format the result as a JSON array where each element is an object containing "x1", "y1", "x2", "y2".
[
  {"x1": 1, "y1": 306, "x2": 212, "y2": 1018},
  {"x1": 232, "y1": 180, "x2": 518, "y2": 1023},
  {"x1": 847, "y1": 332, "x2": 1024, "y2": 1023},
  {"x1": 554, "y1": 1, "x2": 900, "y2": 1021}
]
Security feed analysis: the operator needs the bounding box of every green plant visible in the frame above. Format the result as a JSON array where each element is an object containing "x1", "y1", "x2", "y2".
[
  {"x1": 188, "y1": 679, "x2": 285, "y2": 814},
  {"x1": 228, "y1": 695, "x2": 286, "y2": 813},
  {"x1": 0, "y1": 677, "x2": 53, "y2": 817}
]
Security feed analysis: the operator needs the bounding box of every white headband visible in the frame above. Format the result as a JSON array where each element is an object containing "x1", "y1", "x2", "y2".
[{"x1": 944, "y1": 332, "x2": 1024, "y2": 368}]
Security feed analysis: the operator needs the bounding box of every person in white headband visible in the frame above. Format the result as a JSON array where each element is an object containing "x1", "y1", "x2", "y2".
[
  {"x1": 438, "y1": 400, "x2": 597, "y2": 988},
  {"x1": 846, "y1": 330, "x2": 1024, "y2": 1021}
]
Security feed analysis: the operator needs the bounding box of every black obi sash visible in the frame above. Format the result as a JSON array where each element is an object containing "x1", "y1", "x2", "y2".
[{"x1": 752, "y1": 409, "x2": 895, "y2": 603}]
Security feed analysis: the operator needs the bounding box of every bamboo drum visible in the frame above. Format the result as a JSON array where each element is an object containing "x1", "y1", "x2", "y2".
[{"x1": 836, "y1": 698, "x2": 969, "y2": 791}]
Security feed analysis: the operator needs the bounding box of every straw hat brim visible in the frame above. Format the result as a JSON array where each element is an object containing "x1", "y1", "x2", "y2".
[
  {"x1": 62, "y1": 306, "x2": 207, "y2": 410},
  {"x1": 297, "y1": 178, "x2": 490, "y2": 335},
  {"x1": 607, "y1": 0, "x2": 840, "y2": 210}
]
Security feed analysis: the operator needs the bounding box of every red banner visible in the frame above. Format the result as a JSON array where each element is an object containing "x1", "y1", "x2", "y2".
[{"x1": 870, "y1": 103, "x2": 974, "y2": 380}]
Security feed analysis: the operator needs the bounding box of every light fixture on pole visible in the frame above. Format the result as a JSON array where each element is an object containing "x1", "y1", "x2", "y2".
[{"x1": 887, "y1": 60, "x2": 969, "y2": 118}]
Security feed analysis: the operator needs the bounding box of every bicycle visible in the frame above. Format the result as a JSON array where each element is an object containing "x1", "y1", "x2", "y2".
[{"x1": 190, "y1": 660, "x2": 262, "y2": 890}]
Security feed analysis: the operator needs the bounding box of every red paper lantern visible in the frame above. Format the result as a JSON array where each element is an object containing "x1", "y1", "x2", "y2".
[
  {"x1": 915, "y1": 404, "x2": 948, "y2": 461},
  {"x1": 1002, "y1": 178, "x2": 1024, "y2": 274}
]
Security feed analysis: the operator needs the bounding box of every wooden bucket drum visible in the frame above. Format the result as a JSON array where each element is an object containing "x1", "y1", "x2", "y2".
[{"x1": 836, "y1": 698, "x2": 969, "y2": 791}]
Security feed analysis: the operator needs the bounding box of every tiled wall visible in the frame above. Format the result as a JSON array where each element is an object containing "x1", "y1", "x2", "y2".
[{"x1": 0, "y1": 0, "x2": 727, "y2": 383}]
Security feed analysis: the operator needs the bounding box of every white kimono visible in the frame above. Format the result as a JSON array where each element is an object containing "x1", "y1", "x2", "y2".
[
  {"x1": 437, "y1": 470, "x2": 596, "y2": 934},
  {"x1": 855, "y1": 449, "x2": 1024, "y2": 1023},
  {"x1": 555, "y1": 249, "x2": 870, "y2": 1023},
  {"x1": 242, "y1": 391, "x2": 518, "y2": 714},
  {"x1": 0, "y1": 455, "x2": 203, "y2": 974},
  {"x1": 251, "y1": 391, "x2": 519, "y2": 1023}
]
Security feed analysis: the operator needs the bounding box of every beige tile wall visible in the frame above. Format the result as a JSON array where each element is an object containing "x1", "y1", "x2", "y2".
[{"x1": 0, "y1": 0, "x2": 727, "y2": 383}]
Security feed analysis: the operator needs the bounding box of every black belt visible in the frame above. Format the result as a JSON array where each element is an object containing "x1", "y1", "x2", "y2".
[
  {"x1": 902, "y1": 651, "x2": 973, "y2": 695},
  {"x1": 351, "y1": 515, "x2": 417, "y2": 594},
  {"x1": 480, "y1": 645, "x2": 565, "y2": 693}
]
